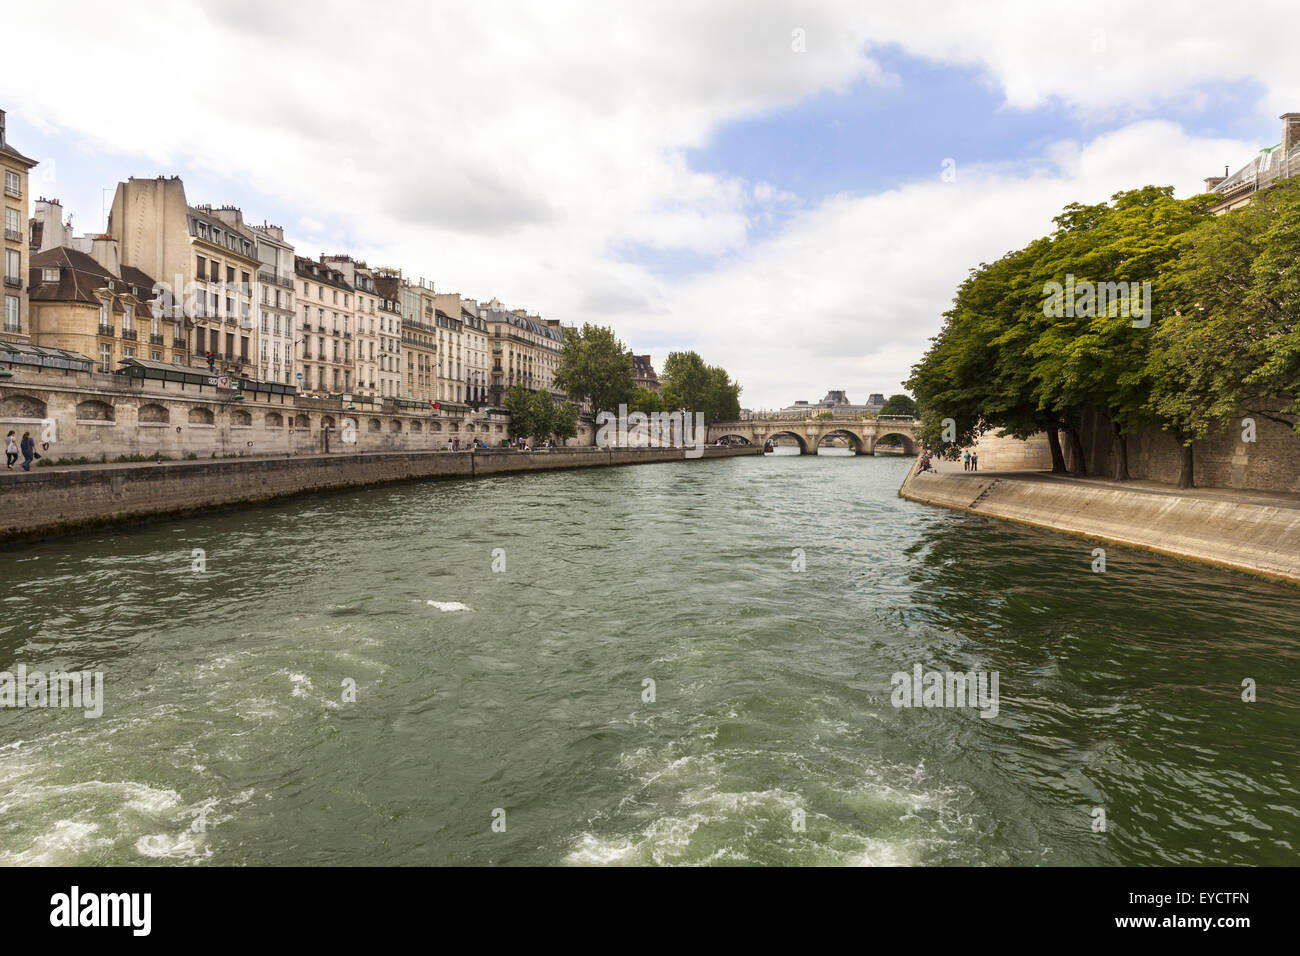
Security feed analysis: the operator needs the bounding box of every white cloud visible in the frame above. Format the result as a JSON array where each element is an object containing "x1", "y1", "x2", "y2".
[{"x1": 1, "y1": 1, "x2": 1293, "y2": 407}]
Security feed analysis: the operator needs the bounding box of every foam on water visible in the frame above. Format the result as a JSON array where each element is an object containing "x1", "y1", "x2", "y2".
[{"x1": 426, "y1": 601, "x2": 472, "y2": 612}]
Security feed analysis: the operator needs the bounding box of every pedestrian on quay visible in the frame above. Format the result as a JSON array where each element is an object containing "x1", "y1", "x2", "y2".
[
  {"x1": 453, "y1": 437, "x2": 460, "y2": 452},
  {"x1": 971, "y1": 451, "x2": 978, "y2": 471},
  {"x1": 19, "y1": 431, "x2": 40, "y2": 471},
  {"x1": 963, "y1": 450, "x2": 971, "y2": 471},
  {"x1": 5, "y1": 430, "x2": 17, "y2": 470}
]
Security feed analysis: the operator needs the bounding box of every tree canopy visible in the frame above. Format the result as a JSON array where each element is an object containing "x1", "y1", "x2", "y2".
[
  {"x1": 660, "y1": 351, "x2": 742, "y2": 423},
  {"x1": 552, "y1": 324, "x2": 636, "y2": 418},
  {"x1": 907, "y1": 182, "x2": 1299, "y2": 488}
]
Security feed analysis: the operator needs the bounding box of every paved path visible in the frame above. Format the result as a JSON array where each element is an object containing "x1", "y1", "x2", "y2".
[{"x1": 923, "y1": 467, "x2": 1300, "y2": 511}]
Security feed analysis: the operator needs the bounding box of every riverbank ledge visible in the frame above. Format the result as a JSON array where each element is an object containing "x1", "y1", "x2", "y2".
[
  {"x1": 900, "y1": 462, "x2": 1300, "y2": 585},
  {"x1": 0, "y1": 445, "x2": 759, "y2": 543}
]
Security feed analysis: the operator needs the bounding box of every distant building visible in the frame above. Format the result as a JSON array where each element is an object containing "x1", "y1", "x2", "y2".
[
  {"x1": 770, "y1": 389, "x2": 883, "y2": 418},
  {"x1": 1206, "y1": 113, "x2": 1300, "y2": 214},
  {"x1": 630, "y1": 353, "x2": 660, "y2": 393},
  {"x1": 2, "y1": 108, "x2": 38, "y2": 345}
]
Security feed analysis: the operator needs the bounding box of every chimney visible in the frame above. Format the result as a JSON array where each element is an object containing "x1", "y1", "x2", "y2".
[
  {"x1": 0, "y1": 109, "x2": 6, "y2": 148},
  {"x1": 1282, "y1": 113, "x2": 1300, "y2": 153},
  {"x1": 89, "y1": 234, "x2": 120, "y2": 276}
]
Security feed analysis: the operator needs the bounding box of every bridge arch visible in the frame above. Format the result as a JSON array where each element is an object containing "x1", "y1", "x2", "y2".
[
  {"x1": 875, "y1": 432, "x2": 915, "y2": 456},
  {"x1": 815, "y1": 428, "x2": 865, "y2": 454},
  {"x1": 714, "y1": 433, "x2": 754, "y2": 446},
  {"x1": 761, "y1": 430, "x2": 809, "y2": 454}
]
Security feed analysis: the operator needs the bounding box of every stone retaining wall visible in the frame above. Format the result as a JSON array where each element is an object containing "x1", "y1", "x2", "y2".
[
  {"x1": 900, "y1": 463, "x2": 1300, "y2": 585},
  {"x1": 0, "y1": 445, "x2": 758, "y2": 542}
]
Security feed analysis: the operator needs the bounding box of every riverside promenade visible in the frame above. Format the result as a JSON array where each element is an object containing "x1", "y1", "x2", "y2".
[
  {"x1": 900, "y1": 461, "x2": 1300, "y2": 585},
  {"x1": 0, "y1": 444, "x2": 759, "y2": 543}
]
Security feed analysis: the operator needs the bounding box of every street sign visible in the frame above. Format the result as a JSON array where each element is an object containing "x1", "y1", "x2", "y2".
[{"x1": 296, "y1": 372, "x2": 304, "y2": 380}]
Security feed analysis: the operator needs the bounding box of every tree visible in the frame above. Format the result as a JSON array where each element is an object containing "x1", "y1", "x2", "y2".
[
  {"x1": 660, "y1": 351, "x2": 742, "y2": 422},
  {"x1": 504, "y1": 383, "x2": 535, "y2": 440},
  {"x1": 552, "y1": 325, "x2": 636, "y2": 428},
  {"x1": 552, "y1": 400, "x2": 579, "y2": 442},
  {"x1": 878, "y1": 394, "x2": 918, "y2": 417},
  {"x1": 628, "y1": 386, "x2": 664, "y2": 415}
]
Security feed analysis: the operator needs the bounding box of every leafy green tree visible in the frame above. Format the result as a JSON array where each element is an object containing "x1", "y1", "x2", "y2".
[
  {"x1": 553, "y1": 325, "x2": 636, "y2": 426},
  {"x1": 628, "y1": 386, "x2": 664, "y2": 415},
  {"x1": 661, "y1": 351, "x2": 742, "y2": 422},
  {"x1": 552, "y1": 400, "x2": 579, "y2": 442},
  {"x1": 505, "y1": 383, "x2": 535, "y2": 440},
  {"x1": 878, "y1": 394, "x2": 918, "y2": 417}
]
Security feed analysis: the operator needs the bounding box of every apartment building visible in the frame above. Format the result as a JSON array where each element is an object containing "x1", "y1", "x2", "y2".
[
  {"x1": 462, "y1": 297, "x2": 489, "y2": 409},
  {"x1": 479, "y1": 297, "x2": 564, "y2": 406},
  {"x1": 212, "y1": 209, "x2": 297, "y2": 388},
  {"x1": 1, "y1": 108, "x2": 38, "y2": 344},
  {"x1": 108, "y1": 177, "x2": 260, "y2": 374},
  {"x1": 27, "y1": 243, "x2": 165, "y2": 371},
  {"x1": 321, "y1": 255, "x2": 379, "y2": 400},
  {"x1": 372, "y1": 269, "x2": 404, "y2": 399},
  {"x1": 1206, "y1": 112, "x2": 1300, "y2": 214},
  {"x1": 399, "y1": 279, "x2": 437, "y2": 403},
  {"x1": 295, "y1": 256, "x2": 356, "y2": 396}
]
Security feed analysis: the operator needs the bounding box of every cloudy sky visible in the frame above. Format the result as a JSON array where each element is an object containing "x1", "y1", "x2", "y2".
[{"x1": 4, "y1": 1, "x2": 1294, "y2": 408}]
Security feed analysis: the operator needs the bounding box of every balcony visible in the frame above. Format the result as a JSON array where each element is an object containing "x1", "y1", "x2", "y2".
[
  {"x1": 3, "y1": 228, "x2": 22, "y2": 243},
  {"x1": 98, "y1": 324, "x2": 114, "y2": 337},
  {"x1": 3, "y1": 275, "x2": 20, "y2": 288},
  {"x1": 121, "y1": 329, "x2": 138, "y2": 341},
  {"x1": 150, "y1": 333, "x2": 165, "y2": 345},
  {"x1": 3, "y1": 183, "x2": 20, "y2": 199}
]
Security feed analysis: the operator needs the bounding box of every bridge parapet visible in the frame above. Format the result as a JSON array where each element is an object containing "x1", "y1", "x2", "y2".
[{"x1": 706, "y1": 417, "x2": 920, "y2": 455}]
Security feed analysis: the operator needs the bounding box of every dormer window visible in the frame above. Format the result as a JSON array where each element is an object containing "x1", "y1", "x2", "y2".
[{"x1": 42, "y1": 267, "x2": 59, "y2": 282}]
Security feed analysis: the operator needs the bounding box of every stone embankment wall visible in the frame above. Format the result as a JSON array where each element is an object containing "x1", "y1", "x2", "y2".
[
  {"x1": 0, "y1": 445, "x2": 758, "y2": 542},
  {"x1": 899, "y1": 464, "x2": 1300, "y2": 585},
  {"x1": 1065, "y1": 408, "x2": 1300, "y2": 494},
  {"x1": 0, "y1": 368, "x2": 596, "y2": 461}
]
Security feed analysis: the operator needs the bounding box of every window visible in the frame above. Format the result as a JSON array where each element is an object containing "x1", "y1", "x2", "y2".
[
  {"x1": 152, "y1": 350, "x2": 162, "y2": 361},
  {"x1": 3, "y1": 294, "x2": 18, "y2": 332},
  {"x1": 196, "y1": 255, "x2": 206, "y2": 278},
  {"x1": 124, "y1": 346, "x2": 135, "y2": 359},
  {"x1": 99, "y1": 343, "x2": 112, "y2": 372},
  {"x1": 123, "y1": 309, "x2": 133, "y2": 333},
  {"x1": 99, "y1": 299, "x2": 110, "y2": 328},
  {"x1": 4, "y1": 206, "x2": 19, "y2": 234},
  {"x1": 4, "y1": 249, "x2": 18, "y2": 280},
  {"x1": 42, "y1": 267, "x2": 59, "y2": 282},
  {"x1": 4, "y1": 171, "x2": 19, "y2": 197}
]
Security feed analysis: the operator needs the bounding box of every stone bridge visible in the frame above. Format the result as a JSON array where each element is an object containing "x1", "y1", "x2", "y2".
[{"x1": 706, "y1": 417, "x2": 921, "y2": 455}]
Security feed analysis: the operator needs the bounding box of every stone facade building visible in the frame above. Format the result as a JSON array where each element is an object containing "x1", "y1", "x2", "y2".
[
  {"x1": 1206, "y1": 112, "x2": 1300, "y2": 214},
  {"x1": 372, "y1": 269, "x2": 404, "y2": 400},
  {"x1": 479, "y1": 297, "x2": 564, "y2": 406},
  {"x1": 1, "y1": 108, "x2": 38, "y2": 345},
  {"x1": 399, "y1": 279, "x2": 438, "y2": 404},
  {"x1": 211, "y1": 210, "x2": 296, "y2": 388},
  {"x1": 630, "y1": 353, "x2": 659, "y2": 393},
  {"x1": 295, "y1": 256, "x2": 356, "y2": 396},
  {"x1": 107, "y1": 177, "x2": 262, "y2": 375},
  {"x1": 27, "y1": 245, "x2": 170, "y2": 371}
]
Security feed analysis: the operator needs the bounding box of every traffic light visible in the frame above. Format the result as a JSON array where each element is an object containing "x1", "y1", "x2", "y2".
[{"x1": 206, "y1": 351, "x2": 215, "y2": 371}]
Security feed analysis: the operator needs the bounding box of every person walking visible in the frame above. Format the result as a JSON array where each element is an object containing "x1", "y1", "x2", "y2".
[
  {"x1": 19, "y1": 432, "x2": 39, "y2": 471},
  {"x1": 971, "y1": 451, "x2": 978, "y2": 471},
  {"x1": 5, "y1": 431, "x2": 17, "y2": 470},
  {"x1": 963, "y1": 450, "x2": 971, "y2": 471}
]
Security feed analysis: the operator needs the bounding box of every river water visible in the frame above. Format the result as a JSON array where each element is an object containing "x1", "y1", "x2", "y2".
[{"x1": 1, "y1": 454, "x2": 1296, "y2": 865}]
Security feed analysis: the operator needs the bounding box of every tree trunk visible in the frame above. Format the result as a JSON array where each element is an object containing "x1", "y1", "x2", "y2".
[
  {"x1": 1178, "y1": 441, "x2": 1194, "y2": 489},
  {"x1": 1110, "y1": 418, "x2": 1130, "y2": 481},
  {"x1": 1063, "y1": 422, "x2": 1087, "y2": 476},
  {"x1": 1044, "y1": 414, "x2": 1067, "y2": 473}
]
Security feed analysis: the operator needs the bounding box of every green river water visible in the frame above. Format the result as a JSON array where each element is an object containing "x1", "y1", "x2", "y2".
[{"x1": 1, "y1": 453, "x2": 1296, "y2": 865}]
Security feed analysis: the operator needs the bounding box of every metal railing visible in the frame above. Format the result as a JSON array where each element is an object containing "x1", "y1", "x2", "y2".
[{"x1": 3, "y1": 228, "x2": 21, "y2": 242}]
